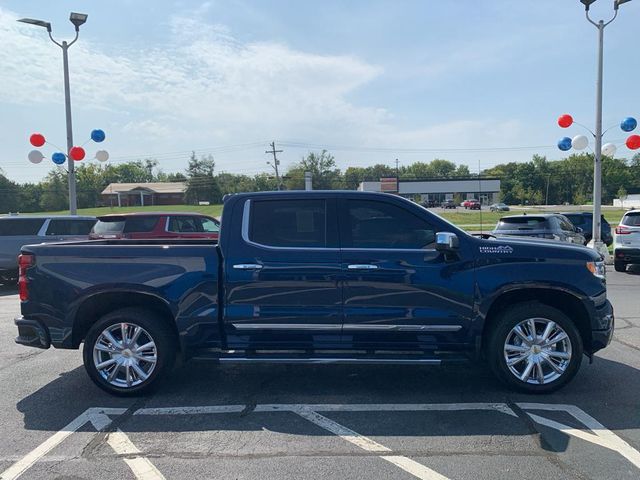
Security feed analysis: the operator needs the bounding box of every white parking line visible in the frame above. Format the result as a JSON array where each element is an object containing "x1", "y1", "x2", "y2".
[
  {"x1": 294, "y1": 408, "x2": 450, "y2": 480},
  {"x1": 519, "y1": 403, "x2": 640, "y2": 470},
  {"x1": 0, "y1": 408, "x2": 126, "y2": 480},
  {"x1": 107, "y1": 430, "x2": 166, "y2": 480}
]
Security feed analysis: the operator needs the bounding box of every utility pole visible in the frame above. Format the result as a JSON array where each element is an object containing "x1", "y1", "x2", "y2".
[
  {"x1": 266, "y1": 141, "x2": 283, "y2": 191},
  {"x1": 395, "y1": 158, "x2": 400, "y2": 177}
]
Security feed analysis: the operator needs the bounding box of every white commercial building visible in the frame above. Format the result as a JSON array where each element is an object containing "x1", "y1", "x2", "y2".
[
  {"x1": 358, "y1": 178, "x2": 501, "y2": 205},
  {"x1": 613, "y1": 194, "x2": 640, "y2": 209}
]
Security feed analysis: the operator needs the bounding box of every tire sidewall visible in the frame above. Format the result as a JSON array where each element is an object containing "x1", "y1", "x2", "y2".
[
  {"x1": 82, "y1": 308, "x2": 176, "y2": 396},
  {"x1": 488, "y1": 303, "x2": 583, "y2": 394}
]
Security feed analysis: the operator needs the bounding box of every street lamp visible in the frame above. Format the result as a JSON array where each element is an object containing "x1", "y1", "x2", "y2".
[
  {"x1": 577, "y1": 0, "x2": 632, "y2": 253},
  {"x1": 18, "y1": 12, "x2": 89, "y2": 215}
]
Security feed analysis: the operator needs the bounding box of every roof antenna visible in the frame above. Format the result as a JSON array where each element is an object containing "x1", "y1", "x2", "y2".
[{"x1": 478, "y1": 159, "x2": 483, "y2": 236}]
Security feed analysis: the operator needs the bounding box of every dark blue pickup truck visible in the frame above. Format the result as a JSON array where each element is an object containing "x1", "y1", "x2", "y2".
[{"x1": 15, "y1": 191, "x2": 613, "y2": 395}]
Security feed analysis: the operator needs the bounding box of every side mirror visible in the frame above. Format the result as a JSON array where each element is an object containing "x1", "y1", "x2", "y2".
[{"x1": 435, "y1": 232, "x2": 459, "y2": 251}]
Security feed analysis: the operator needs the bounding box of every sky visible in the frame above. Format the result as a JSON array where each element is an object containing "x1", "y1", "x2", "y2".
[{"x1": 1, "y1": 0, "x2": 639, "y2": 183}]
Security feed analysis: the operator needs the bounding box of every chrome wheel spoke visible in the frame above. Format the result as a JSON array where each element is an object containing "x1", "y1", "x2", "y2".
[
  {"x1": 102, "y1": 331, "x2": 122, "y2": 349},
  {"x1": 107, "y1": 362, "x2": 121, "y2": 382},
  {"x1": 542, "y1": 332, "x2": 568, "y2": 348},
  {"x1": 513, "y1": 326, "x2": 531, "y2": 345},
  {"x1": 135, "y1": 354, "x2": 157, "y2": 364},
  {"x1": 135, "y1": 341, "x2": 155, "y2": 353},
  {"x1": 541, "y1": 354, "x2": 564, "y2": 374},
  {"x1": 527, "y1": 319, "x2": 538, "y2": 341},
  {"x1": 96, "y1": 358, "x2": 117, "y2": 370},
  {"x1": 507, "y1": 354, "x2": 528, "y2": 366},
  {"x1": 519, "y1": 359, "x2": 535, "y2": 381},
  {"x1": 125, "y1": 364, "x2": 132, "y2": 388},
  {"x1": 505, "y1": 344, "x2": 529, "y2": 353},
  {"x1": 535, "y1": 361, "x2": 545, "y2": 384},
  {"x1": 129, "y1": 326, "x2": 142, "y2": 346},
  {"x1": 95, "y1": 343, "x2": 118, "y2": 353},
  {"x1": 131, "y1": 362, "x2": 149, "y2": 381},
  {"x1": 121, "y1": 323, "x2": 128, "y2": 345},
  {"x1": 545, "y1": 350, "x2": 571, "y2": 360},
  {"x1": 541, "y1": 321, "x2": 556, "y2": 341}
]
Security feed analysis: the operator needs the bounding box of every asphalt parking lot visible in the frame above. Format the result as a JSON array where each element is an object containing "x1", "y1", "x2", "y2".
[{"x1": 1, "y1": 269, "x2": 639, "y2": 480}]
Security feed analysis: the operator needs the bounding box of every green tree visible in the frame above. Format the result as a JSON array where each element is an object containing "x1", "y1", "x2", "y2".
[
  {"x1": 185, "y1": 152, "x2": 220, "y2": 203},
  {"x1": 39, "y1": 170, "x2": 69, "y2": 211},
  {"x1": 284, "y1": 150, "x2": 342, "y2": 190}
]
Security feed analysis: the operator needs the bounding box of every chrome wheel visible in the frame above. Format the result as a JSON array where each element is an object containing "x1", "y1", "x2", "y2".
[
  {"x1": 503, "y1": 317, "x2": 572, "y2": 385},
  {"x1": 92, "y1": 323, "x2": 157, "y2": 389}
]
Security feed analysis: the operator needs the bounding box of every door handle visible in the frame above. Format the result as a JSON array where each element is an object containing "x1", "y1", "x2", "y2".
[
  {"x1": 233, "y1": 264, "x2": 263, "y2": 270},
  {"x1": 347, "y1": 264, "x2": 379, "y2": 270}
]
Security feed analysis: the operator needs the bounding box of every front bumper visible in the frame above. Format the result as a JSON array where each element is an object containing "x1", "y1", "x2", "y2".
[
  {"x1": 590, "y1": 299, "x2": 614, "y2": 353},
  {"x1": 15, "y1": 316, "x2": 51, "y2": 349}
]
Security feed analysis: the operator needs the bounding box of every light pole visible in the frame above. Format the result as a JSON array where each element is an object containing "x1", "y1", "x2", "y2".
[
  {"x1": 578, "y1": 0, "x2": 632, "y2": 251},
  {"x1": 18, "y1": 12, "x2": 88, "y2": 215}
]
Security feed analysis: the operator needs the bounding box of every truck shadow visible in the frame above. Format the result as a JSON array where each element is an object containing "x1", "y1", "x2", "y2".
[{"x1": 15, "y1": 355, "x2": 640, "y2": 453}]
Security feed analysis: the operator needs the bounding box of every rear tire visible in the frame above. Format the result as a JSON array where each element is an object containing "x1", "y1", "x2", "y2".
[
  {"x1": 82, "y1": 307, "x2": 177, "y2": 396},
  {"x1": 487, "y1": 302, "x2": 583, "y2": 394},
  {"x1": 614, "y1": 261, "x2": 627, "y2": 273}
]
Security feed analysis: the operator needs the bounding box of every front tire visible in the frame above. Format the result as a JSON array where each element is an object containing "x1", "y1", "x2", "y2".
[
  {"x1": 83, "y1": 308, "x2": 177, "y2": 396},
  {"x1": 614, "y1": 261, "x2": 627, "y2": 273},
  {"x1": 487, "y1": 302, "x2": 583, "y2": 393}
]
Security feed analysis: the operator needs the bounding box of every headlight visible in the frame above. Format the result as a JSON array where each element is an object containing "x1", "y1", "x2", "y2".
[{"x1": 586, "y1": 261, "x2": 606, "y2": 280}]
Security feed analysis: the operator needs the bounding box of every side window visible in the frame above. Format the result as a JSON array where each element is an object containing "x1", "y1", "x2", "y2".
[
  {"x1": 345, "y1": 200, "x2": 436, "y2": 249},
  {"x1": 0, "y1": 219, "x2": 45, "y2": 236},
  {"x1": 122, "y1": 216, "x2": 159, "y2": 233},
  {"x1": 168, "y1": 216, "x2": 201, "y2": 233},
  {"x1": 557, "y1": 217, "x2": 575, "y2": 232},
  {"x1": 249, "y1": 199, "x2": 326, "y2": 248},
  {"x1": 199, "y1": 217, "x2": 220, "y2": 233},
  {"x1": 46, "y1": 219, "x2": 96, "y2": 236}
]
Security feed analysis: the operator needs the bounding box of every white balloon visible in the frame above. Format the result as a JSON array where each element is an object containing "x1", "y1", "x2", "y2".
[
  {"x1": 571, "y1": 134, "x2": 588, "y2": 151},
  {"x1": 602, "y1": 143, "x2": 617, "y2": 157},
  {"x1": 28, "y1": 149, "x2": 44, "y2": 164},
  {"x1": 95, "y1": 150, "x2": 109, "y2": 162}
]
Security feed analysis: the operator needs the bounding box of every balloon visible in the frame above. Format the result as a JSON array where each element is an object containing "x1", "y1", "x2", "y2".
[
  {"x1": 621, "y1": 117, "x2": 637, "y2": 132},
  {"x1": 557, "y1": 137, "x2": 572, "y2": 151},
  {"x1": 51, "y1": 152, "x2": 66, "y2": 165},
  {"x1": 602, "y1": 143, "x2": 617, "y2": 157},
  {"x1": 571, "y1": 134, "x2": 588, "y2": 150},
  {"x1": 91, "y1": 129, "x2": 106, "y2": 142},
  {"x1": 69, "y1": 146, "x2": 85, "y2": 161},
  {"x1": 95, "y1": 150, "x2": 109, "y2": 162},
  {"x1": 28, "y1": 150, "x2": 44, "y2": 164},
  {"x1": 626, "y1": 135, "x2": 640, "y2": 150},
  {"x1": 30, "y1": 133, "x2": 45, "y2": 147},
  {"x1": 558, "y1": 114, "x2": 573, "y2": 128}
]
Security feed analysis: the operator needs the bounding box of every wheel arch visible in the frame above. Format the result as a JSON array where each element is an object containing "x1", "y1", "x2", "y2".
[
  {"x1": 481, "y1": 287, "x2": 592, "y2": 354},
  {"x1": 72, "y1": 291, "x2": 179, "y2": 349}
]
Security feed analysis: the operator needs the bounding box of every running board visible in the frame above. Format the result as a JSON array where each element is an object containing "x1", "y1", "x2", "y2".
[{"x1": 213, "y1": 357, "x2": 442, "y2": 365}]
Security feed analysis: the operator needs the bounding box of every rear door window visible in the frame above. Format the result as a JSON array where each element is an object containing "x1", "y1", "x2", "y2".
[
  {"x1": 622, "y1": 213, "x2": 640, "y2": 227},
  {"x1": 495, "y1": 217, "x2": 547, "y2": 231},
  {"x1": 200, "y1": 217, "x2": 220, "y2": 233},
  {"x1": 557, "y1": 216, "x2": 576, "y2": 232},
  {"x1": 92, "y1": 219, "x2": 125, "y2": 235},
  {"x1": 0, "y1": 218, "x2": 45, "y2": 236},
  {"x1": 46, "y1": 219, "x2": 96, "y2": 236},
  {"x1": 249, "y1": 199, "x2": 326, "y2": 248},
  {"x1": 123, "y1": 216, "x2": 159, "y2": 233}
]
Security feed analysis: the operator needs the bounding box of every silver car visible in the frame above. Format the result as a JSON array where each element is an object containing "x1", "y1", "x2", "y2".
[{"x1": 0, "y1": 215, "x2": 96, "y2": 282}]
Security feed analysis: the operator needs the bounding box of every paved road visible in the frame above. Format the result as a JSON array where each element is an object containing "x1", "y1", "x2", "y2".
[{"x1": 1, "y1": 270, "x2": 639, "y2": 480}]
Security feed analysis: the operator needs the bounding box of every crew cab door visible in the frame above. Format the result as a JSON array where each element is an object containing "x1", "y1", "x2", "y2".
[
  {"x1": 338, "y1": 197, "x2": 475, "y2": 350},
  {"x1": 223, "y1": 196, "x2": 342, "y2": 349}
]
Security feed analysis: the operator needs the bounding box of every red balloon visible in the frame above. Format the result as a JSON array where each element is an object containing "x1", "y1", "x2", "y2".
[
  {"x1": 626, "y1": 135, "x2": 640, "y2": 150},
  {"x1": 69, "y1": 146, "x2": 86, "y2": 161},
  {"x1": 30, "y1": 133, "x2": 45, "y2": 147},
  {"x1": 558, "y1": 114, "x2": 573, "y2": 128}
]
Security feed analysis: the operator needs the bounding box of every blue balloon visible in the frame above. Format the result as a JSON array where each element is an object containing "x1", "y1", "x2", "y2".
[
  {"x1": 91, "y1": 129, "x2": 106, "y2": 142},
  {"x1": 621, "y1": 117, "x2": 637, "y2": 132},
  {"x1": 51, "y1": 152, "x2": 66, "y2": 164},
  {"x1": 557, "y1": 137, "x2": 572, "y2": 151}
]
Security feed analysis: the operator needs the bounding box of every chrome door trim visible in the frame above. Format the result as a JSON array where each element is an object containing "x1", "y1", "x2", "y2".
[
  {"x1": 347, "y1": 264, "x2": 379, "y2": 270},
  {"x1": 232, "y1": 264, "x2": 263, "y2": 270},
  {"x1": 342, "y1": 324, "x2": 462, "y2": 332},
  {"x1": 232, "y1": 323, "x2": 342, "y2": 331}
]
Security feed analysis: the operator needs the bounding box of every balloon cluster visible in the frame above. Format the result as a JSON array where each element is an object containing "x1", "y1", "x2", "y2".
[
  {"x1": 557, "y1": 114, "x2": 640, "y2": 155},
  {"x1": 27, "y1": 129, "x2": 110, "y2": 165}
]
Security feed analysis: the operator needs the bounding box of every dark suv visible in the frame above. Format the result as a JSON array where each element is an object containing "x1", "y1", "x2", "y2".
[
  {"x1": 492, "y1": 214, "x2": 586, "y2": 245},
  {"x1": 559, "y1": 212, "x2": 613, "y2": 246}
]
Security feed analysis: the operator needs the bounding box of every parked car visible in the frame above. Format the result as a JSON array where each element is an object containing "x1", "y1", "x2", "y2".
[
  {"x1": 467, "y1": 200, "x2": 481, "y2": 210},
  {"x1": 0, "y1": 215, "x2": 95, "y2": 282},
  {"x1": 613, "y1": 209, "x2": 640, "y2": 272},
  {"x1": 462, "y1": 199, "x2": 478, "y2": 209},
  {"x1": 441, "y1": 199, "x2": 457, "y2": 209},
  {"x1": 490, "y1": 203, "x2": 510, "y2": 212},
  {"x1": 558, "y1": 212, "x2": 613, "y2": 246},
  {"x1": 89, "y1": 212, "x2": 220, "y2": 240},
  {"x1": 420, "y1": 199, "x2": 439, "y2": 208},
  {"x1": 492, "y1": 214, "x2": 586, "y2": 245},
  {"x1": 15, "y1": 191, "x2": 612, "y2": 395}
]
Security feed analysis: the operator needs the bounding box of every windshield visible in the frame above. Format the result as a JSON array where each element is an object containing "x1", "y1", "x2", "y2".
[
  {"x1": 622, "y1": 212, "x2": 640, "y2": 226},
  {"x1": 92, "y1": 219, "x2": 125, "y2": 235}
]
